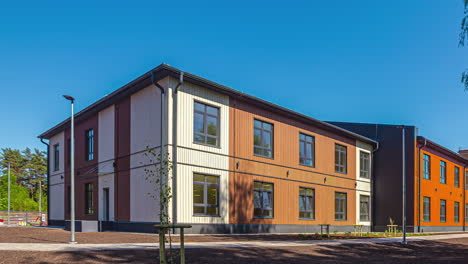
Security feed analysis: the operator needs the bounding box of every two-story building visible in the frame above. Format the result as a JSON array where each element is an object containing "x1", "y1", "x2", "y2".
[{"x1": 39, "y1": 63, "x2": 377, "y2": 233}]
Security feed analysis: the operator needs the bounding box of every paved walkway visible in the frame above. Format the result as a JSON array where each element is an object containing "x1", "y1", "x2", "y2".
[{"x1": 0, "y1": 233, "x2": 467, "y2": 251}]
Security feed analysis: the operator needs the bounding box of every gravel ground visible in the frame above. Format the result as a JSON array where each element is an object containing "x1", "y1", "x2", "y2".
[
  {"x1": 0, "y1": 226, "x2": 438, "y2": 243},
  {"x1": 0, "y1": 238, "x2": 467, "y2": 264}
]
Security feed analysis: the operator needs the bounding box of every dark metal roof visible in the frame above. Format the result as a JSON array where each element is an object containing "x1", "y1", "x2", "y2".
[
  {"x1": 38, "y1": 63, "x2": 377, "y2": 145},
  {"x1": 417, "y1": 136, "x2": 468, "y2": 165}
]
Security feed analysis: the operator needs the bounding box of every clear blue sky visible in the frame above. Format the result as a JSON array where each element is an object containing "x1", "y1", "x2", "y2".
[{"x1": 1, "y1": 0, "x2": 466, "y2": 152}]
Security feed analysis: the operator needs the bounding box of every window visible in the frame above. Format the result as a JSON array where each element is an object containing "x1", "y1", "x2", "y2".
[
  {"x1": 253, "y1": 181, "x2": 274, "y2": 218},
  {"x1": 439, "y1": 161, "x2": 446, "y2": 184},
  {"x1": 454, "y1": 201, "x2": 460, "y2": 223},
  {"x1": 360, "y1": 195, "x2": 370, "y2": 221},
  {"x1": 254, "y1": 120, "x2": 273, "y2": 158},
  {"x1": 466, "y1": 204, "x2": 468, "y2": 223},
  {"x1": 299, "y1": 133, "x2": 315, "y2": 167},
  {"x1": 53, "y1": 144, "x2": 60, "y2": 171},
  {"x1": 85, "y1": 183, "x2": 94, "y2": 215},
  {"x1": 454, "y1": 167, "x2": 460, "y2": 188},
  {"x1": 85, "y1": 129, "x2": 94, "y2": 161},
  {"x1": 360, "y1": 151, "x2": 370, "y2": 179},
  {"x1": 423, "y1": 154, "x2": 430, "y2": 180},
  {"x1": 67, "y1": 138, "x2": 71, "y2": 166},
  {"x1": 335, "y1": 144, "x2": 347, "y2": 174},
  {"x1": 440, "y1": 199, "x2": 446, "y2": 223},
  {"x1": 193, "y1": 101, "x2": 220, "y2": 147},
  {"x1": 299, "y1": 187, "x2": 315, "y2": 219},
  {"x1": 67, "y1": 186, "x2": 71, "y2": 215},
  {"x1": 423, "y1": 197, "x2": 430, "y2": 222},
  {"x1": 466, "y1": 171, "x2": 468, "y2": 190},
  {"x1": 335, "y1": 192, "x2": 347, "y2": 220},
  {"x1": 193, "y1": 173, "x2": 219, "y2": 216}
]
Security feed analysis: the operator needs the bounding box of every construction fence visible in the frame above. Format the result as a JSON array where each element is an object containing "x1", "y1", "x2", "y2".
[{"x1": 0, "y1": 211, "x2": 47, "y2": 226}]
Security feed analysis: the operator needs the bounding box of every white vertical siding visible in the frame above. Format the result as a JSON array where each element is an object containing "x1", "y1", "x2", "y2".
[
  {"x1": 356, "y1": 141, "x2": 372, "y2": 226},
  {"x1": 98, "y1": 105, "x2": 115, "y2": 221},
  {"x1": 166, "y1": 77, "x2": 230, "y2": 224},
  {"x1": 49, "y1": 132, "x2": 65, "y2": 220},
  {"x1": 130, "y1": 85, "x2": 162, "y2": 222}
]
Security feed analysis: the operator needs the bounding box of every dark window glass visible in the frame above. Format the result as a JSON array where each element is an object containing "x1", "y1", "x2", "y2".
[
  {"x1": 360, "y1": 151, "x2": 370, "y2": 179},
  {"x1": 423, "y1": 154, "x2": 431, "y2": 180},
  {"x1": 85, "y1": 183, "x2": 94, "y2": 215},
  {"x1": 299, "y1": 133, "x2": 315, "y2": 167},
  {"x1": 440, "y1": 161, "x2": 446, "y2": 184},
  {"x1": 85, "y1": 129, "x2": 94, "y2": 161},
  {"x1": 335, "y1": 144, "x2": 347, "y2": 174},
  {"x1": 335, "y1": 192, "x2": 347, "y2": 220},
  {"x1": 299, "y1": 187, "x2": 315, "y2": 219},
  {"x1": 253, "y1": 181, "x2": 274, "y2": 218},
  {"x1": 466, "y1": 204, "x2": 468, "y2": 223},
  {"x1": 454, "y1": 201, "x2": 460, "y2": 223},
  {"x1": 193, "y1": 173, "x2": 219, "y2": 216},
  {"x1": 254, "y1": 120, "x2": 273, "y2": 158},
  {"x1": 53, "y1": 144, "x2": 60, "y2": 171},
  {"x1": 193, "y1": 102, "x2": 220, "y2": 147},
  {"x1": 67, "y1": 138, "x2": 71, "y2": 166},
  {"x1": 360, "y1": 195, "x2": 370, "y2": 221},
  {"x1": 440, "y1": 199, "x2": 446, "y2": 223},
  {"x1": 454, "y1": 167, "x2": 460, "y2": 188},
  {"x1": 423, "y1": 197, "x2": 430, "y2": 222}
]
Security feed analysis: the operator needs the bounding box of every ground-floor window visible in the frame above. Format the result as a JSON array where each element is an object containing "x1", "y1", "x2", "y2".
[
  {"x1": 466, "y1": 204, "x2": 468, "y2": 223},
  {"x1": 335, "y1": 192, "x2": 347, "y2": 221},
  {"x1": 85, "y1": 183, "x2": 94, "y2": 215},
  {"x1": 253, "y1": 181, "x2": 274, "y2": 218},
  {"x1": 423, "y1": 197, "x2": 430, "y2": 222},
  {"x1": 299, "y1": 187, "x2": 315, "y2": 219},
  {"x1": 359, "y1": 195, "x2": 370, "y2": 221},
  {"x1": 440, "y1": 199, "x2": 446, "y2": 223},
  {"x1": 193, "y1": 173, "x2": 220, "y2": 216},
  {"x1": 454, "y1": 201, "x2": 460, "y2": 223}
]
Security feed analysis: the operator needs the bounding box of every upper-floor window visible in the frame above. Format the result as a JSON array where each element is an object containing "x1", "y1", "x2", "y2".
[
  {"x1": 360, "y1": 151, "x2": 370, "y2": 179},
  {"x1": 85, "y1": 129, "x2": 94, "y2": 161},
  {"x1": 360, "y1": 195, "x2": 370, "y2": 221},
  {"x1": 440, "y1": 199, "x2": 446, "y2": 223},
  {"x1": 53, "y1": 144, "x2": 60, "y2": 171},
  {"x1": 299, "y1": 133, "x2": 314, "y2": 167},
  {"x1": 54, "y1": 144, "x2": 60, "y2": 171},
  {"x1": 193, "y1": 173, "x2": 220, "y2": 216},
  {"x1": 454, "y1": 166, "x2": 460, "y2": 188},
  {"x1": 253, "y1": 181, "x2": 274, "y2": 218},
  {"x1": 440, "y1": 161, "x2": 446, "y2": 184},
  {"x1": 67, "y1": 138, "x2": 71, "y2": 166},
  {"x1": 193, "y1": 101, "x2": 220, "y2": 147},
  {"x1": 423, "y1": 196, "x2": 430, "y2": 222},
  {"x1": 454, "y1": 201, "x2": 460, "y2": 223},
  {"x1": 335, "y1": 192, "x2": 347, "y2": 220},
  {"x1": 85, "y1": 183, "x2": 94, "y2": 215},
  {"x1": 423, "y1": 154, "x2": 430, "y2": 180},
  {"x1": 299, "y1": 187, "x2": 315, "y2": 219},
  {"x1": 466, "y1": 203, "x2": 468, "y2": 223},
  {"x1": 254, "y1": 119, "x2": 273, "y2": 159},
  {"x1": 466, "y1": 171, "x2": 468, "y2": 190},
  {"x1": 335, "y1": 144, "x2": 347, "y2": 174}
]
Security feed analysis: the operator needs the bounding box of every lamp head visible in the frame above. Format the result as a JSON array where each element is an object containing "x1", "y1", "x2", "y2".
[{"x1": 63, "y1": 95, "x2": 75, "y2": 102}]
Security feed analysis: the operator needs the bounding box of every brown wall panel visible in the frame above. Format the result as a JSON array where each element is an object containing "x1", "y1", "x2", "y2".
[
  {"x1": 114, "y1": 98, "x2": 131, "y2": 221},
  {"x1": 63, "y1": 113, "x2": 99, "y2": 221},
  {"x1": 229, "y1": 97, "x2": 360, "y2": 226}
]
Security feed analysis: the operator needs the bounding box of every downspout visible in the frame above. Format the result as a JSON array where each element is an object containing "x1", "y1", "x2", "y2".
[
  {"x1": 172, "y1": 72, "x2": 184, "y2": 229},
  {"x1": 370, "y1": 141, "x2": 379, "y2": 232},
  {"x1": 151, "y1": 71, "x2": 165, "y2": 224},
  {"x1": 40, "y1": 138, "x2": 50, "y2": 225},
  {"x1": 417, "y1": 138, "x2": 427, "y2": 232},
  {"x1": 461, "y1": 164, "x2": 466, "y2": 231}
]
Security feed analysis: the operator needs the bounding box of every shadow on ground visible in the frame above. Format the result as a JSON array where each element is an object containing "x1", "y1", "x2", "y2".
[{"x1": 2, "y1": 239, "x2": 467, "y2": 264}]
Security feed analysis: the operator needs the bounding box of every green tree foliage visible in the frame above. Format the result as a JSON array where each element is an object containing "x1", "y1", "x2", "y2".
[
  {"x1": 460, "y1": 0, "x2": 468, "y2": 90},
  {"x1": 0, "y1": 148, "x2": 47, "y2": 212}
]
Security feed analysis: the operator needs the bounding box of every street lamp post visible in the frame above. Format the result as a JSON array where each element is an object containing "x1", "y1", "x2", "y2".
[
  {"x1": 7, "y1": 163, "x2": 10, "y2": 225},
  {"x1": 63, "y1": 95, "x2": 76, "y2": 244}
]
